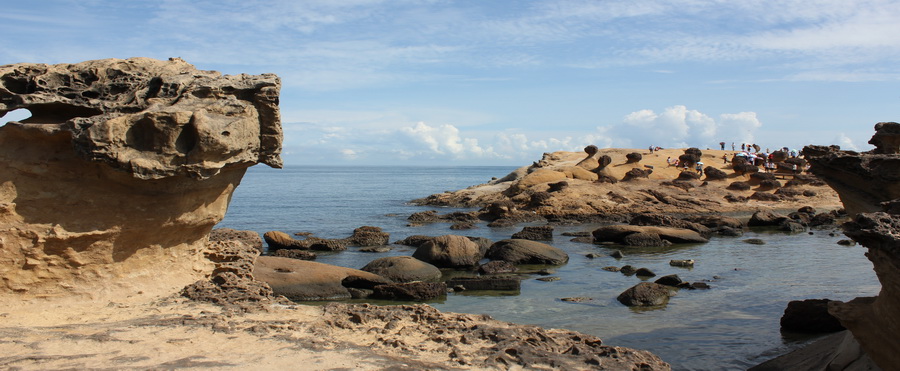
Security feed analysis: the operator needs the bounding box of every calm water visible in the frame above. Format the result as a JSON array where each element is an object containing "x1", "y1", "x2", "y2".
[{"x1": 217, "y1": 165, "x2": 880, "y2": 370}]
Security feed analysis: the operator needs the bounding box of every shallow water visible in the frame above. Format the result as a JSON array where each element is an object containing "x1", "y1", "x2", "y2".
[{"x1": 217, "y1": 165, "x2": 879, "y2": 370}]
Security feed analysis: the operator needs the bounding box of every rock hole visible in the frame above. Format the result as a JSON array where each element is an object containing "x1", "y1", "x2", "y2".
[
  {"x1": 18, "y1": 103, "x2": 102, "y2": 124},
  {"x1": 221, "y1": 131, "x2": 230, "y2": 137},
  {"x1": 125, "y1": 117, "x2": 158, "y2": 152},
  {"x1": 1, "y1": 108, "x2": 32, "y2": 123},
  {"x1": 175, "y1": 123, "x2": 199, "y2": 154}
]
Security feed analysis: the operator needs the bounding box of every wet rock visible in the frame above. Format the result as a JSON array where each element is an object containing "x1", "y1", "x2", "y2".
[
  {"x1": 617, "y1": 282, "x2": 672, "y2": 306},
  {"x1": 743, "y1": 238, "x2": 766, "y2": 245},
  {"x1": 477, "y1": 260, "x2": 519, "y2": 275},
  {"x1": 359, "y1": 246, "x2": 392, "y2": 253},
  {"x1": 307, "y1": 238, "x2": 349, "y2": 252},
  {"x1": 361, "y1": 256, "x2": 442, "y2": 283},
  {"x1": 536, "y1": 277, "x2": 560, "y2": 282},
  {"x1": 560, "y1": 297, "x2": 593, "y2": 302},
  {"x1": 780, "y1": 299, "x2": 845, "y2": 333},
  {"x1": 748, "y1": 210, "x2": 789, "y2": 227},
  {"x1": 445, "y1": 277, "x2": 521, "y2": 291},
  {"x1": 348, "y1": 226, "x2": 390, "y2": 247},
  {"x1": 780, "y1": 220, "x2": 807, "y2": 233},
  {"x1": 655, "y1": 274, "x2": 683, "y2": 287},
  {"x1": 593, "y1": 225, "x2": 708, "y2": 244},
  {"x1": 408, "y1": 210, "x2": 440, "y2": 223},
  {"x1": 412, "y1": 235, "x2": 485, "y2": 268},
  {"x1": 511, "y1": 225, "x2": 554, "y2": 241},
  {"x1": 620, "y1": 265, "x2": 637, "y2": 276},
  {"x1": 271, "y1": 249, "x2": 317, "y2": 261},
  {"x1": 669, "y1": 259, "x2": 695, "y2": 267},
  {"x1": 611, "y1": 250, "x2": 625, "y2": 259},
  {"x1": 254, "y1": 256, "x2": 391, "y2": 301},
  {"x1": 394, "y1": 235, "x2": 434, "y2": 247},
  {"x1": 837, "y1": 239, "x2": 855, "y2": 246},
  {"x1": 623, "y1": 232, "x2": 670, "y2": 247},
  {"x1": 630, "y1": 213, "x2": 713, "y2": 238},
  {"x1": 689, "y1": 282, "x2": 711, "y2": 290},
  {"x1": 263, "y1": 231, "x2": 306, "y2": 250},
  {"x1": 602, "y1": 266, "x2": 621, "y2": 272},
  {"x1": 635, "y1": 268, "x2": 656, "y2": 277},
  {"x1": 371, "y1": 282, "x2": 447, "y2": 301},
  {"x1": 450, "y1": 222, "x2": 476, "y2": 230},
  {"x1": 486, "y1": 239, "x2": 569, "y2": 265}
]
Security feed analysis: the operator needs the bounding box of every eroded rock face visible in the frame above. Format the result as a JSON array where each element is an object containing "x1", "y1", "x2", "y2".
[
  {"x1": 803, "y1": 123, "x2": 900, "y2": 369},
  {"x1": 0, "y1": 58, "x2": 282, "y2": 298}
]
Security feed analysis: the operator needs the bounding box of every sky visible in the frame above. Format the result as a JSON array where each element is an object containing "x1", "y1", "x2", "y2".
[{"x1": 1, "y1": 0, "x2": 899, "y2": 166}]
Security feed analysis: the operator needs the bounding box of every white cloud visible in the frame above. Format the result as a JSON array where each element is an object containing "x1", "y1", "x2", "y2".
[
  {"x1": 600, "y1": 106, "x2": 762, "y2": 149},
  {"x1": 833, "y1": 133, "x2": 859, "y2": 151}
]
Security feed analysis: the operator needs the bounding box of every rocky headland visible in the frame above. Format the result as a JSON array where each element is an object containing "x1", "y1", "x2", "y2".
[{"x1": 0, "y1": 58, "x2": 668, "y2": 370}]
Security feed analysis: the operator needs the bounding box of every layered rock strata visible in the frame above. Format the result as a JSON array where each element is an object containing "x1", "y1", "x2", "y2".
[
  {"x1": 803, "y1": 123, "x2": 900, "y2": 369},
  {"x1": 0, "y1": 58, "x2": 281, "y2": 298}
]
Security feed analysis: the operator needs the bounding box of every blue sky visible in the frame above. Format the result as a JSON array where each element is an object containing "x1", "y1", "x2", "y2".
[{"x1": 2, "y1": 0, "x2": 899, "y2": 165}]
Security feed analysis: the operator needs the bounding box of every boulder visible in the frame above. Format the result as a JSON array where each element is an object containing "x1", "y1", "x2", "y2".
[
  {"x1": 748, "y1": 210, "x2": 789, "y2": 227},
  {"x1": 629, "y1": 213, "x2": 712, "y2": 238},
  {"x1": 592, "y1": 225, "x2": 709, "y2": 244},
  {"x1": 412, "y1": 235, "x2": 484, "y2": 268},
  {"x1": 703, "y1": 166, "x2": 728, "y2": 181},
  {"x1": 751, "y1": 191, "x2": 782, "y2": 201},
  {"x1": 371, "y1": 282, "x2": 447, "y2": 301},
  {"x1": 271, "y1": 249, "x2": 317, "y2": 261},
  {"x1": 0, "y1": 58, "x2": 282, "y2": 297},
  {"x1": 727, "y1": 181, "x2": 752, "y2": 191},
  {"x1": 348, "y1": 226, "x2": 390, "y2": 247},
  {"x1": 394, "y1": 235, "x2": 435, "y2": 247},
  {"x1": 361, "y1": 256, "x2": 442, "y2": 283},
  {"x1": 780, "y1": 299, "x2": 845, "y2": 333},
  {"x1": 758, "y1": 179, "x2": 782, "y2": 191},
  {"x1": 477, "y1": 260, "x2": 519, "y2": 274},
  {"x1": 254, "y1": 256, "x2": 391, "y2": 301},
  {"x1": 635, "y1": 267, "x2": 656, "y2": 277},
  {"x1": 748, "y1": 172, "x2": 776, "y2": 185},
  {"x1": 446, "y1": 277, "x2": 521, "y2": 291},
  {"x1": 263, "y1": 231, "x2": 307, "y2": 250},
  {"x1": 547, "y1": 181, "x2": 569, "y2": 192},
  {"x1": 684, "y1": 215, "x2": 744, "y2": 231},
  {"x1": 210, "y1": 228, "x2": 264, "y2": 253},
  {"x1": 622, "y1": 168, "x2": 652, "y2": 181},
  {"x1": 676, "y1": 171, "x2": 701, "y2": 181},
  {"x1": 625, "y1": 152, "x2": 642, "y2": 163},
  {"x1": 622, "y1": 232, "x2": 670, "y2": 247},
  {"x1": 655, "y1": 274, "x2": 684, "y2": 287},
  {"x1": 511, "y1": 225, "x2": 554, "y2": 241},
  {"x1": 486, "y1": 239, "x2": 569, "y2": 265},
  {"x1": 617, "y1": 282, "x2": 672, "y2": 306}
]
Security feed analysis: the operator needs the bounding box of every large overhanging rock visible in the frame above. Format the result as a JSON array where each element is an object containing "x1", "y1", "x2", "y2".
[
  {"x1": 803, "y1": 123, "x2": 900, "y2": 369},
  {"x1": 0, "y1": 58, "x2": 282, "y2": 298}
]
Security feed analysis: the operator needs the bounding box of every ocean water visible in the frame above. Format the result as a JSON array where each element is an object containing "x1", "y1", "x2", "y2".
[{"x1": 217, "y1": 165, "x2": 880, "y2": 370}]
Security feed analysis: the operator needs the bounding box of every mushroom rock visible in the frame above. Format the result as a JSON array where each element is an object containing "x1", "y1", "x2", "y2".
[
  {"x1": 0, "y1": 58, "x2": 282, "y2": 299},
  {"x1": 802, "y1": 123, "x2": 900, "y2": 369}
]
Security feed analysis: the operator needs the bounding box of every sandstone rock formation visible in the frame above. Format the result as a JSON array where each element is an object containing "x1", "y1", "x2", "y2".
[
  {"x1": 803, "y1": 123, "x2": 900, "y2": 369},
  {"x1": 0, "y1": 58, "x2": 282, "y2": 298}
]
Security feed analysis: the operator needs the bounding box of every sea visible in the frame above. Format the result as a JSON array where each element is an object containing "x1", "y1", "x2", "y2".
[{"x1": 216, "y1": 165, "x2": 880, "y2": 371}]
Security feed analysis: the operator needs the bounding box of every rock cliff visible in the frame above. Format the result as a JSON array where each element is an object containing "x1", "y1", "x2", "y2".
[
  {"x1": 804, "y1": 122, "x2": 900, "y2": 369},
  {"x1": 0, "y1": 58, "x2": 281, "y2": 298}
]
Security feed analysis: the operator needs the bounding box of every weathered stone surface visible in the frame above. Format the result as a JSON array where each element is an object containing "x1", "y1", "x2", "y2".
[
  {"x1": 511, "y1": 225, "x2": 554, "y2": 241},
  {"x1": 0, "y1": 58, "x2": 282, "y2": 298},
  {"x1": 271, "y1": 249, "x2": 317, "y2": 260},
  {"x1": 622, "y1": 168, "x2": 652, "y2": 181},
  {"x1": 209, "y1": 228, "x2": 264, "y2": 253},
  {"x1": 321, "y1": 303, "x2": 670, "y2": 370},
  {"x1": 477, "y1": 260, "x2": 518, "y2": 274},
  {"x1": 361, "y1": 256, "x2": 441, "y2": 283},
  {"x1": 727, "y1": 181, "x2": 752, "y2": 191},
  {"x1": 630, "y1": 213, "x2": 712, "y2": 238},
  {"x1": 748, "y1": 210, "x2": 789, "y2": 227},
  {"x1": 181, "y1": 240, "x2": 279, "y2": 312},
  {"x1": 348, "y1": 226, "x2": 390, "y2": 247},
  {"x1": 625, "y1": 152, "x2": 642, "y2": 163},
  {"x1": 412, "y1": 235, "x2": 484, "y2": 268},
  {"x1": 622, "y1": 232, "x2": 670, "y2": 247},
  {"x1": 446, "y1": 276, "x2": 521, "y2": 291},
  {"x1": 802, "y1": 124, "x2": 900, "y2": 369},
  {"x1": 655, "y1": 274, "x2": 684, "y2": 287},
  {"x1": 263, "y1": 231, "x2": 306, "y2": 250},
  {"x1": 485, "y1": 239, "x2": 569, "y2": 265},
  {"x1": 617, "y1": 282, "x2": 672, "y2": 306},
  {"x1": 253, "y1": 256, "x2": 390, "y2": 301},
  {"x1": 780, "y1": 299, "x2": 845, "y2": 333},
  {"x1": 372, "y1": 282, "x2": 447, "y2": 301},
  {"x1": 703, "y1": 166, "x2": 728, "y2": 181},
  {"x1": 592, "y1": 225, "x2": 708, "y2": 244}
]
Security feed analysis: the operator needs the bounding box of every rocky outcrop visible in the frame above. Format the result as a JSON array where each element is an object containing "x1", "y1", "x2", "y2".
[
  {"x1": 802, "y1": 123, "x2": 900, "y2": 369},
  {"x1": 253, "y1": 256, "x2": 390, "y2": 301},
  {"x1": 210, "y1": 228, "x2": 264, "y2": 253},
  {"x1": 412, "y1": 235, "x2": 484, "y2": 268},
  {"x1": 485, "y1": 239, "x2": 569, "y2": 265},
  {"x1": 593, "y1": 225, "x2": 708, "y2": 245},
  {"x1": 361, "y1": 256, "x2": 442, "y2": 283},
  {"x1": 0, "y1": 58, "x2": 282, "y2": 298}
]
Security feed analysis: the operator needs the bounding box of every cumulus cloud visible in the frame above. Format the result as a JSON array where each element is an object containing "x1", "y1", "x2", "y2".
[
  {"x1": 398, "y1": 122, "x2": 494, "y2": 159},
  {"x1": 599, "y1": 106, "x2": 762, "y2": 149},
  {"x1": 833, "y1": 133, "x2": 859, "y2": 151}
]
